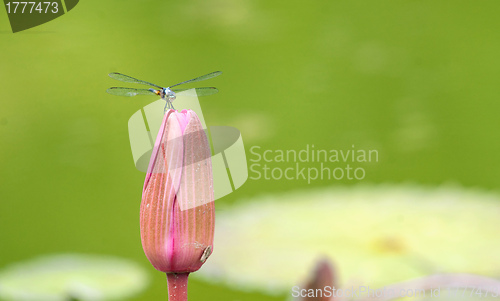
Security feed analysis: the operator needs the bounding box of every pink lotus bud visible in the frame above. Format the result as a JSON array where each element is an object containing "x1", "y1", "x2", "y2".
[
  {"x1": 300, "y1": 258, "x2": 337, "y2": 301},
  {"x1": 140, "y1": 109, "x2": 215, "y2": 300}
]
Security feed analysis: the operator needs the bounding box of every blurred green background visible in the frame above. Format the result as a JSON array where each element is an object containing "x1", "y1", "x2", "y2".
[{"x1": 1, "y1": 0, "x2": 500, "y2": 300}]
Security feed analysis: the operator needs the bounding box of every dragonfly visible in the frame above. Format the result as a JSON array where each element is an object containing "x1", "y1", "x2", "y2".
[{"x1": 106, "y1": 71, "x2": 222, "y2": 110}]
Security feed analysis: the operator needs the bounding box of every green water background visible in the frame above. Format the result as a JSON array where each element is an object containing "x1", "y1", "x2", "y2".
[{"x1": 1, "y1": 1, "x2": 500, "y2": 300}]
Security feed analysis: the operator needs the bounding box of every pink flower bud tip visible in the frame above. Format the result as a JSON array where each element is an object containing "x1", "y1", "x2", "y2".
[{"x1": 301, "y1": 258, "x2": 337, "y2": 301}]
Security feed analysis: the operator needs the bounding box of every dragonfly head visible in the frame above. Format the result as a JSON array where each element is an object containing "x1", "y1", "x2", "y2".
[{"x1": 162, "y1": 87, "x2": 176, "y2": 102}]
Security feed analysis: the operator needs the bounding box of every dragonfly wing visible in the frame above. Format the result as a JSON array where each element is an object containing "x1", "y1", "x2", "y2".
[
  {"x1": 172, "y1": 87, "x2": 219, "y2": 97},
  {"x1": 108, "y1": 72, "x2": 162, "y2": 89},
  {"x1": 106, "y1": 87, "x2": 157, "y2": 97},
  {"x1": 169, "y1": 71, "x2": 222, "y2": 88}
]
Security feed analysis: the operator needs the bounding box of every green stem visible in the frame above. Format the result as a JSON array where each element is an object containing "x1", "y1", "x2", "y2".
[{"x1": 166, "y1": 272, "x2": 189, "y2": 301}]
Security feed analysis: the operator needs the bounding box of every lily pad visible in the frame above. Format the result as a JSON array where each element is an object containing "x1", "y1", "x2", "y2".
[
  {"x1": 197, "y1": 185, "x2": 500, "y2": 294},
  {"x1": 0, "y1": 254, "x2": 149, "y2": 301}
]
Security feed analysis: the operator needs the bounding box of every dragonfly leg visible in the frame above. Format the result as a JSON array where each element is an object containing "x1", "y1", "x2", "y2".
[{"x1": 163, "y1": 101, "x2": 175, "y2": 112}]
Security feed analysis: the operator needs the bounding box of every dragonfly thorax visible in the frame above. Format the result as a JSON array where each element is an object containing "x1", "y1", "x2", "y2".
[{"x1": 161, "y1": 87, "x2": 176, "y2": 102}]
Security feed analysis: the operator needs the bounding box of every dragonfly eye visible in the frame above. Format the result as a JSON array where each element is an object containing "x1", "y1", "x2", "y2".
[{"x1": 167, "y1": 90, "x2": 176, "y2": 101}]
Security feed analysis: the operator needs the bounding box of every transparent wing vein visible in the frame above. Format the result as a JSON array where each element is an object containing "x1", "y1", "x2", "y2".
[
  {"x1": 108, "y1": 73, "x2": 162, "y2": 89},
  {"x1": 169, "y1": 71, "x2": 222, "y2": 88},
  {"x1": 172, "y1": 87, "x2": 219, "y2": 97},
  {"x1": 106, "y1": 87, "x2": 157, "y2": 97}
]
